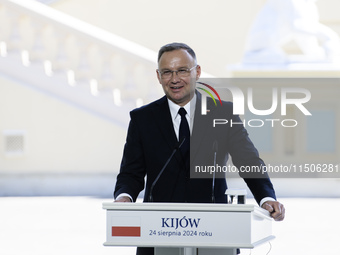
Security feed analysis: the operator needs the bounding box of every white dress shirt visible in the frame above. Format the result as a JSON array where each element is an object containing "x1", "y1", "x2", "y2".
[{"x1": 167, "y1": 94, "x2": 196, "y2": 140}]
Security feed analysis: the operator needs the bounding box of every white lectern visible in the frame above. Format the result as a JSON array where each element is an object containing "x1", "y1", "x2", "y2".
[{"x1": 103, "y1": 203, "x2": 274, "y2": 255}]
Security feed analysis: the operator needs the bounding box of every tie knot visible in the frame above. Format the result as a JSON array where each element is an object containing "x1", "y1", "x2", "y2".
[{"x1": 178, "y1": 107, "x2": 187, "y2": 117}]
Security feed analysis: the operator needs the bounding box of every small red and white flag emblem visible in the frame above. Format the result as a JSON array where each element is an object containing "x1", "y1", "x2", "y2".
[{"x1": 111, "y1": 216, "x2": 141, "y2": 237}]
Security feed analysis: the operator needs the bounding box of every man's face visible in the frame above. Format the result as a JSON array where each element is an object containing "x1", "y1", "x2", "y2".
[{"x1": 157, "y1": 49, "x2": 201, "y2": 106}]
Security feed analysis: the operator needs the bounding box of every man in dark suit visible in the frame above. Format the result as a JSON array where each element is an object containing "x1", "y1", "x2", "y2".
[{"x1": 114, "y1": 42, "x2": 285, "y2": 255}]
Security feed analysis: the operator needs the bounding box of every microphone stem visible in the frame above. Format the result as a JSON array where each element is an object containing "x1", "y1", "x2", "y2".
[
  {"x1": 212, "y1": 151, "x2": 216, "y2": 203},
  {"x1": 149, "y1": 138, "x2": 186, "y2": 202}
]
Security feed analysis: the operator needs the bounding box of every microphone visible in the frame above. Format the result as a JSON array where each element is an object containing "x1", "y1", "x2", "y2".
[
  {"x1": 211, "y1": 140, "x2": 218, "y2": 203},
  {"x1": 148, "y1": 137, "x2": 186, "y2": 202}
]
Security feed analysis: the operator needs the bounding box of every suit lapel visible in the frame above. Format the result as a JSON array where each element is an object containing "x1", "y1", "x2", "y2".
[
  {"x1": 152, "y1": 96, "x2": 178, "y2": 150},
  {"x1": 190, "y1": 92, "x2": 212, "y2": 166},
  {"x1": 152, "y1": 96, "x2": 192, "y2": 170}
]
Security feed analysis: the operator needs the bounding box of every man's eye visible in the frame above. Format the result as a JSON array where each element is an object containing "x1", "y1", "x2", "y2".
[
  {"x1": 162, "y1": 71, "x2": 172, "y2": 75},
  {"x1": 178, "y1": 69, "x2": 188, "y2": 74}
]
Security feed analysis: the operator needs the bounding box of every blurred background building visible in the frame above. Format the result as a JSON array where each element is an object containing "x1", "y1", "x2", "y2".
[{"x1": 0, "y1": 0, "x2": 339, "y2": 198}]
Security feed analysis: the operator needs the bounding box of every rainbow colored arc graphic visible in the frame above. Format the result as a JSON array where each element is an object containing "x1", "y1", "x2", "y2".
[{"x1": 197, "y1": 82, "x2": 223, "y2": 106}]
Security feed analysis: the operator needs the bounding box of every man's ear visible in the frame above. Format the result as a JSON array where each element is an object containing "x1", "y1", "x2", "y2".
[
  {"x1": 156, "y1": 69, "x2": 161, "y2": 84},
  {"x1": 195, "y1": 65, "x2": 201, "y2": 80}
]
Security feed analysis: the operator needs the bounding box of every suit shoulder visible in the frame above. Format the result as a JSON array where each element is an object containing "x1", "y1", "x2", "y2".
[
  {"x1": 206, "y1": 97, "x2": 234, "y2": 113},
  {"x1": 130, "y1": 96, "x2": 167, "y2": 118},
  {"x1": 206, "y1": 96, "x2": 233, "y2": 107},
  {"x1": 221, "y1": 100, "x2": 233, "y2": 108}
]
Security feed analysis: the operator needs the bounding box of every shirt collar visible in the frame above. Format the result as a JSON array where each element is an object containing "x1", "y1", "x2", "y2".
[{"x1": 167, "y1": 94, "x2": 196, "y2": 121}]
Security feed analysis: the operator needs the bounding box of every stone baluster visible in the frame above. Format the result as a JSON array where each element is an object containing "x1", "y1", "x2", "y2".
[
  {"x1": 132, "y1": 63, "x2": 149, "y2": 106},
  {"x1": 6, "y1": 11, "x2": 22, "y2": 52},
  {"x1": 0, "y1": 4, "x2": 10, "y2": 57},
  {"x1": 111, "y1": 54, "x2": 128, "y2": 103},
  {"x1": 74, "y1": 41, "x2": 93, "y2": 82},
  {"x1": 30, "y1": 21, "x2": 48, "y2": 62},
  {"x1": 98, "y1": 51, "x2": 115, "y2": 91},
  {"x1": 97, "y1": 50, "x2": 123, "y2": 105},
  {"x1": 52, "y1": 31, "x2": 72, "y2": 75}
]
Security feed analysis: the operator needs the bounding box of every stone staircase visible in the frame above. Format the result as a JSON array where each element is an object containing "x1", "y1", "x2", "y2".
[{"x1": 0, "y1": 0, "x2": 163, "y2": 127}]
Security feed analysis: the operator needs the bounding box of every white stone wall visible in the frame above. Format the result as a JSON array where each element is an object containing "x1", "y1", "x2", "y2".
[{"x1": 0, "y1": 75, "x2": 126, "y2": 174}]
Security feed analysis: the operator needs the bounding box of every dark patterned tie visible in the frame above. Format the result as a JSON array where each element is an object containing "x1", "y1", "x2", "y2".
[{"x1": 178, "y1": 108, "x2": 190, "y2": 165}]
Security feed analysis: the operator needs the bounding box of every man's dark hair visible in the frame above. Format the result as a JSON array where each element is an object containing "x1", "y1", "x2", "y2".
[{"x1": 158, "y1": 42, "x2": 197, "y2": 62}]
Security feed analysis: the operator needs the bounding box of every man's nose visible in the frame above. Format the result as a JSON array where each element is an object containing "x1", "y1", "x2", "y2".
[{"x1": 170, "y1": 71, "x2": 181, "y2": 83}]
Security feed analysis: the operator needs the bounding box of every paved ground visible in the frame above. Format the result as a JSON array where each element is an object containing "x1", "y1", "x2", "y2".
[{"x1": 0, "y1": 197, "x2": 339, "y2": 255}]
